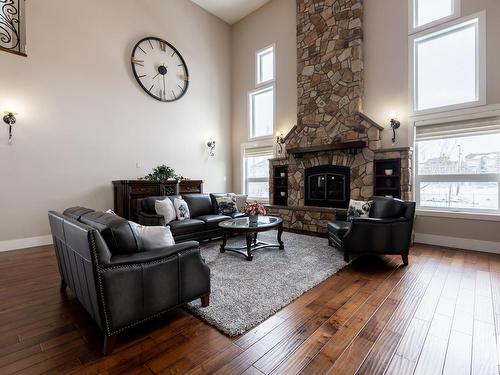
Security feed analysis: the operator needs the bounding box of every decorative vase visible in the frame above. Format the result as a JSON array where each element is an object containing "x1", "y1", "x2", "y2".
[{"x1": 249, "y1": 214, "x2": 259, "y2": 225}]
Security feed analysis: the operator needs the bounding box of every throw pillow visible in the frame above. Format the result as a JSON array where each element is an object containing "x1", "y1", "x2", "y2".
[
  {"x1": 227, "y1": 193, "x2": 248, "y2": 212},
  {"x1": 347, "y1": 199, "x2": 373, "y2": 221},
  {"x1": 155, "y1": 198, "x2": 176, "y2": 224},
  {"x1": 173, "y1": 198, "x2": 190, "y2": 221},
  {"x1": 129, "y1": 221, "x2": 175, "y2": 250},
  {"x1": 216, "y1": 196, "x2": 238, "y2": 214}
]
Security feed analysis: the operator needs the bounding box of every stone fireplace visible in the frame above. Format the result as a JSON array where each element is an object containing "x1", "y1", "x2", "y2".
[{"x1": 266, "y1": 0, "x2": 413, "y2": 234}]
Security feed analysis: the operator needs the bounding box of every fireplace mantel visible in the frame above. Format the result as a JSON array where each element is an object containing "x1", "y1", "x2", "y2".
[{"x1": 287, "y1": 141, "x2": 367, "y2": 158}]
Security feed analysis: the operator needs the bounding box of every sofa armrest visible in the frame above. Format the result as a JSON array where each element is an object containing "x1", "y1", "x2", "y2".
[
  {"x1": 343, "y1": 218, "x2": 413, "y2": 254},
  {"x1": 101, "y1": 241, "x2": 199, "y2": 268},
  {"x1": 138, "y1": 212, "x2": 165, "y2": 226}
]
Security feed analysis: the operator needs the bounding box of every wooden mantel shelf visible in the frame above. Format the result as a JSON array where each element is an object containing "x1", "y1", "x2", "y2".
[{"x1": 287, "y1": 140, "x2": 367, "y2": 158}]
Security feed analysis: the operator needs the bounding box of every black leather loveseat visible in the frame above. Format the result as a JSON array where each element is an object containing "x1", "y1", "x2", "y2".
[
  {"x1": 48, "y1": 207, "x2": 210, "y2": 354},
  {"x1": 138, "y1": 193, "x2": 245, "y2": 242},
  {"x1": 328, "y1": 196, "x2": 416, "y2": 265}
]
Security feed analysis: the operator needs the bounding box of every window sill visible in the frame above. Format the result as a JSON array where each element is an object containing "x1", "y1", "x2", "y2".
[{"x1": 416, "y1": 209, "x2": 500, "y2": 222}]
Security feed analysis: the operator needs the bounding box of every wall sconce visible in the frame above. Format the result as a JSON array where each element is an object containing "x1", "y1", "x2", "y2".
[
  {"x1": 276, "y1": 131, "x2": 285, "y2": 155},
  {"x1": 3, "y1": 112, "x2": 17, "y2": 144},
  {"x1": 388, "y1": 112, "x2": 400, "y2": 144},
  {"x1": 206, "y1": 138, "x2": 216, "y2": 157}
]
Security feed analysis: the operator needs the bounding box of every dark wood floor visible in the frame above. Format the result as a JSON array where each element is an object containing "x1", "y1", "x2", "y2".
[{"x1": 0, "y1": 243, "x2": 499, "y2": 375}]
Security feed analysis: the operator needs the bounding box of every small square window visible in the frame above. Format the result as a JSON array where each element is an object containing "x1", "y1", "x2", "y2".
[
  {"x1": 411, "y1": 0, "x2": 460, "y2": 32},
  {"x1": 249, "y1": 86, "x2": 274, "y2": 139},
  {"x1": 256, "y1": 46, "x2": 274, "y2": 85}
]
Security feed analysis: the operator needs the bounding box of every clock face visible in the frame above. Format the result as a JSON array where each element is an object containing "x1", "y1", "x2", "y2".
[{"x1": 131, "y1": 37, "x2": 189, "y2": 102}]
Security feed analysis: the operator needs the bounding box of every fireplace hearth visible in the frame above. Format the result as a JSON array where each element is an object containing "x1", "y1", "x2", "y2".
[{"x1": 305, "y1": 165, "x2": 350, "y2": 208}]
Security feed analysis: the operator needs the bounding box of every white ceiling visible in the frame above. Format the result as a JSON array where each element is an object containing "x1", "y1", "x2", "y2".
[{"x1": 191, "y1": 0, "x2": 272, "y2": 25}]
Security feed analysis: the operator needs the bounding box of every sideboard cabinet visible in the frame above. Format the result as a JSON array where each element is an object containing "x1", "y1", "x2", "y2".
[{"x1": 112, "y1": 180, "x2": 203, "y2": 221}]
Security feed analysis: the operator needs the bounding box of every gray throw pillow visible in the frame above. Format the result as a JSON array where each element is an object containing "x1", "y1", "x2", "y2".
[
  {"x1": 129, "y1": 221, "x2": 175, "y2": 250},
  {"x1": 347, "y1": 199, "x2": 373, "y2": 221},
  {"x1": 216, "y1": 196, "x2": 238, "y2": 214}
]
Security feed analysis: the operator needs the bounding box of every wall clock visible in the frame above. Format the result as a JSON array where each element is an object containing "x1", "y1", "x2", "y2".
[{"x1": 131, "y1": 37, "x2": 189, "y2": 102}]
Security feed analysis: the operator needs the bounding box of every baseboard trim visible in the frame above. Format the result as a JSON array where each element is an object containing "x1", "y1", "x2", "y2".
[
  {"x1": 0, "y1": 235, "x2": 53, "y2": 252},
  {"x1": 414, "y1": 233, "x2": 500, "y2": 254}
]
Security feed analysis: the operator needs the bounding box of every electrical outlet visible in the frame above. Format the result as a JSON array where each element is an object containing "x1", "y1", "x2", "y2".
[{"x1": 135, "y1": 162, "x2": 141, "y2": 169}]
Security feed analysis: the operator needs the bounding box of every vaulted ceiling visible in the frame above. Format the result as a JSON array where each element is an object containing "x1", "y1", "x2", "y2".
[{"x1": 191, "y1": 0, "x2": 272, "y2": 24}]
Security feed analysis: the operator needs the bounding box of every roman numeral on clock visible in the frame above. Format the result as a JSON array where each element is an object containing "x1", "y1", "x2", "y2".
[{"x1": 132, "y1": 58, "x2": 144, "y2": 67}]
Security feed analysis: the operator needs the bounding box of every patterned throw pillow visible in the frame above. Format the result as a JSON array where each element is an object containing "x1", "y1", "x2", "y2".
[
  {"x1": 173, "y1": 198, "x2": 190, "y2": 221},
  {"x1": 128, "y1": 221, "x2": 175, "y2": 250},
  {"x1": 155, "y1": 198, "x2": 176, "y2": 224},
  {"x1": 227, "y1": 193, "x2": 248, "y2": 212},
  {"x1": 347, "y1": 199, "x2": 373, "y2": 221},
  {"x1": 216, "y1": 196, "x2": 238, "y2": 214}
]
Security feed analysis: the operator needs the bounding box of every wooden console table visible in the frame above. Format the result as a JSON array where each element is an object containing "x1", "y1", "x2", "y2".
[{"x1": 112, "y1": 180, "x2": 203, "y2": 221}]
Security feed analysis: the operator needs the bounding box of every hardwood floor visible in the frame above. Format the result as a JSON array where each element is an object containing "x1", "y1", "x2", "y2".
[{"x1": 0, "y1": 243, "x2": 499, "y2": 374}]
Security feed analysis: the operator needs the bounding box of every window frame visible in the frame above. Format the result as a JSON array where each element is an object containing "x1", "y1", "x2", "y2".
[
  {"x1": 255, "y1": 44, "x2": 275, "y2": 87},
  {"x1": 409, "y1": 11, "x2": 486, "y2": 116},
  {"x1": 241, "y1": 144, "x2": 274, "y2": 202},
  {"x1": 248, "y1": 83, "x2": 276, "y2": 141},
  {"x1": 413, "y1": 106, "x2": 500, "y2": 216},
  {"x1": 409, "y1": 0, "x2": 461, "y2": 34}
]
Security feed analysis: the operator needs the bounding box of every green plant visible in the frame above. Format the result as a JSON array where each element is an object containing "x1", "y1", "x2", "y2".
[{"x1": 143, "y1": 164, "x2": 182, "y2": 181}]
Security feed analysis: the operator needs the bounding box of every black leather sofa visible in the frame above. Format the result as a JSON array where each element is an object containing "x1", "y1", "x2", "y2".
[
  {"x1": 328, "y1": 196, "x2": 416, "y2": 265},
  {"x1": 138, "y1": 193, "x2": 245, "y2": 242},
  {"x1": 48, "y1": 207, "x2": 210, "y2": 355}
]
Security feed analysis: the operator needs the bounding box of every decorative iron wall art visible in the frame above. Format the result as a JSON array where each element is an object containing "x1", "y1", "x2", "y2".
[{"x1": 0, "y1": 0, "x2": 26, "y2": 56}]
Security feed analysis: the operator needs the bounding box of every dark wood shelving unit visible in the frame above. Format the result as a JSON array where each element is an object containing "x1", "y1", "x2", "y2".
[
  {"x1": 374, "y1": 159, "x2": 401, "y2": 199},
  {"x1": 272, "y1": 166, "x2": 288, "y2": 206}
]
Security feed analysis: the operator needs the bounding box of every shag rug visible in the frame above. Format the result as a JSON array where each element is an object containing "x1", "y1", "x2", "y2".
[{"x1": 187, "y1": 230, "x2": 350, "y2": 336}]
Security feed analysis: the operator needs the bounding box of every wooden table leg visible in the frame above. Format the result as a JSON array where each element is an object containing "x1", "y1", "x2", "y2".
[
  {"x1": 246, "y1": 233, "x2": 254, "y2": 261},
  {"x1": 278, "y1": 223, "x2": 284, "y2": 250},
  {"x1": 220, "y1": 232, "x2": 227, "y2": 253},
  {"x1": 253, "y1": 232, "x2": 258, "y2": 244}
]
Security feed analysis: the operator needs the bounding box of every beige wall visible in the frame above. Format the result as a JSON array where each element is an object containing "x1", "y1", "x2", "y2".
[
  {"x1": 364, "y1": 0, "x2": 500, "y2": 244},
  {"x1": 230, "y1": 0, "x2": 297, "y2": 194},
  {"x1": 0, "y1": 0, "x2": 232, "y2": 242}
]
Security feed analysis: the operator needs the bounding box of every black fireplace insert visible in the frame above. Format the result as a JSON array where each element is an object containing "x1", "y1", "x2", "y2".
[{"x1": 304, "y1": 165, "x2": 350, "y2": 208}]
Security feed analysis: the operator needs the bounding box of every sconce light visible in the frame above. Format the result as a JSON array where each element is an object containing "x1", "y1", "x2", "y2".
[
  {"x1": 388, "y1": 112, "x2": 400, "y2": 144},
  {"x1": 276, "y1": 131, "x2": 285, "y2": 155},
  {"x1": 3, "y1": 112, "x2": 17, "y2": 144},
  {"x1": 206, "y1": 138, "x2": 216, "y2": 157}
]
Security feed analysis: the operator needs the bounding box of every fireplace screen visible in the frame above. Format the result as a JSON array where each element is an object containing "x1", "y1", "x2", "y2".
[{"x1": 305, "y1": 165, "x2": 350, "y2": 208}]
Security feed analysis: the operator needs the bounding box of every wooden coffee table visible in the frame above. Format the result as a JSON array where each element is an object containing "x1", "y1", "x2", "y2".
[{"x1": 218, "y1": 216, "x2": 284, "y2": 261}]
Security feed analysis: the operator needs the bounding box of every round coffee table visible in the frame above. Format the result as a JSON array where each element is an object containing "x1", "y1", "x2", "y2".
[{"x1": 218, "y1": 216, "x2": 284, "y2": 261}]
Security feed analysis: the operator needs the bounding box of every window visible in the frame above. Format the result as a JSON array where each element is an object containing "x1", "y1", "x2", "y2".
[
  {"x1": 410, "y1": 12, "x2": 485, "y2": 115},
  {"x1": 243, "y1": 147, "x2": 274, "y2": 201},
  {"x1": 256, "y1": 45, "x2": 274, "y2": 85},
  {"x1": 249, "y1": 44, "x2": 275, "y2": 139},
  {"x1": 415, "y1": 118, "x2": 500, "y2": 214},
  {"x1": 410, "y1": 0, "x2": 460, "y2": 32},
  {"x1": 249, "y1": 86, "x2": 274, "y2": 139}
]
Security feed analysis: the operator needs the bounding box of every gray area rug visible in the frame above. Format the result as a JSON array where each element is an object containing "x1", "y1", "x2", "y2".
[{"x1": 187, "y1": 230, "x2": 349, "y2": 336}]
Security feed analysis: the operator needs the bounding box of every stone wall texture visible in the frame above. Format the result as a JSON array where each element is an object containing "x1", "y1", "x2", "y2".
[{"x1": 267, "y1": 0, "x2": 413, "y2": 234}]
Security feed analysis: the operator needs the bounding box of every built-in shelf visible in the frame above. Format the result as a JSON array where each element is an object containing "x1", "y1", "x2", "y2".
[
  {"x1": 272, "y1": 166, "x2": 288, "y2": 206},
  {"x1": 287, "y1": 141, "x2": 367, "y2": 158},
  {"x1": 374, "y1": 158, "x2": 402, "y2": 199}
]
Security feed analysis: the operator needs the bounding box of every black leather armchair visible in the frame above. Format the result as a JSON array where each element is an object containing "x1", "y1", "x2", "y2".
[
  {"x1": 328, "y1": 196, "x2": 416, "y2": 265},
  {"x1": 48, "y1": 207, "x2": 210, "y2": 355}
]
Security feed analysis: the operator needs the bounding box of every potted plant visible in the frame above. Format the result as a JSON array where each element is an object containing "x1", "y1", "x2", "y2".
[
  {"x1": 142, "y1": 164, "x2": 183, "y2": 181},
  {"x1": 243, "y1": 201, "x2": 267, "y2": 224}
]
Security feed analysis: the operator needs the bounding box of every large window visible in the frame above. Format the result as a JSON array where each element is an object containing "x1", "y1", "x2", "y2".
[
  {"x1": 243, "y1": 147, "x2": 274, "y2": 201},
  {"x1": 409, "y1": 12, "x2": 485, "y2": 115},
  {"x1": 249, "y1": 45, "x2": 275, "y2": 140},
  {"x1": 415, "y1": 118, "x2": 500, "y2": 214}
]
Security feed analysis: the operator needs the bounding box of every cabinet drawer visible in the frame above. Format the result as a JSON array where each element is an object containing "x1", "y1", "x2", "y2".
[{"x1": 130, "y1": 185, "x2": 159, "y2": 195}]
